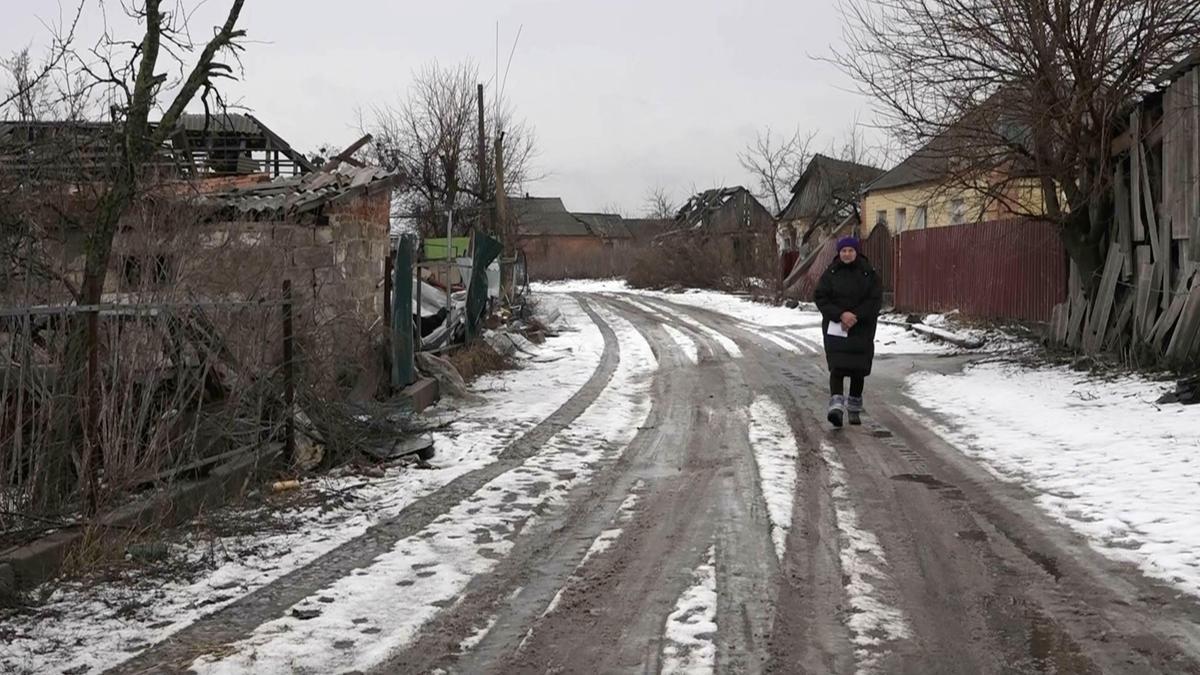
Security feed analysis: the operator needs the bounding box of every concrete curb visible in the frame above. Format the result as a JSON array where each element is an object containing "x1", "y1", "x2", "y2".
[{"x1": 0, "y1": 445, "x2": 280, "y2": 598}]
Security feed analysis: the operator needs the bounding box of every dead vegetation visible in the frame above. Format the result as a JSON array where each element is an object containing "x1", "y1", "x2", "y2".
[
  {"x1": 447, "y1": 341, "x2": 513, "y2": 382},
  {"x1": 627, "y1": 238, "x2": 773, "y2": 293},
  {"x1": 626, "y1": 240, "x2": 725, "y2": 291}
]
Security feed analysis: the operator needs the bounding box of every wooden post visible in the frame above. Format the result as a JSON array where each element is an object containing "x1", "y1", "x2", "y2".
[
  {"x1": 477, "y1": 83, "x2": 491, "y2": 234},
  {"x1": 282, "y1": 280, "x2": 295, "y2": 463},
  {"x1": 392, "y1": 237, "x2": 416, "y2": 389},
  {"x1": 82, "y1": 306, "x2": 100, "y2": 513},
  {"x1": 383, "y1": 253, "x2": 393, "y2": 331}
]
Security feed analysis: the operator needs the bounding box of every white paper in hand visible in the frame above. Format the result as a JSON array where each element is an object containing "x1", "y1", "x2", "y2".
[{"x1": 827, "y1": 322, "x2": 849, "y2": 338}]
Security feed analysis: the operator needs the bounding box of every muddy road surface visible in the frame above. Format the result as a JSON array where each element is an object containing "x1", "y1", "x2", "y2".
[{"x1": 110, "y1": 292, "x2": 1200, "y2": 675}]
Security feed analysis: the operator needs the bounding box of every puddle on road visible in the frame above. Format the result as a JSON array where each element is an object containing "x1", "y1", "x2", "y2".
[
  {"x1": 1024, "y1": 606, "x2": 1097, "y2": 674},
  {"x1": 889, "y1": 472, "x2": 951, "y2": 489}
]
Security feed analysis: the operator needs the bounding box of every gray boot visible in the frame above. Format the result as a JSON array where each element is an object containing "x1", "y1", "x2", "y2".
[
  {"x1": 827, "y1": 395, "x2": 845, "y2": 428},
  {"x1": 847, "y1": 396, "x2": 864, "y2": 426}
]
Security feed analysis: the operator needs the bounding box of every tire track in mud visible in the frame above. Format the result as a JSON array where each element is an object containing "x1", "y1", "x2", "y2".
[
  {"x1": 605, "y1": 296, "x2": 778, "y2": 673},
  {"x1": 367, "y1": 295, "x2": 696, "y2": 672},
  {"x1": 649, "y1": 294, "x2": 1200, "y2": 674},
  {"x1": 106, "y1": 295, "x2": 622, "y2": 675},
  {"x1": 409, "y1": 296, "x2": 774, "y2": 674}
]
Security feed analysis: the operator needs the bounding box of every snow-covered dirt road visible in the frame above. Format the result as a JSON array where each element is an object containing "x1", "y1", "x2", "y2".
[{"x1": 6, "y1": 286, "x2": 1200, "y2": 674}]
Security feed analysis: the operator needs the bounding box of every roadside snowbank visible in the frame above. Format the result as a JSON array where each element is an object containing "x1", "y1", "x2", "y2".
[
  {"x1": 189, "y1": 301, "x2": 657, "y2": 674},
  {"x1": 907, "y1": 363, "x2": 1200, "y2": 598}
]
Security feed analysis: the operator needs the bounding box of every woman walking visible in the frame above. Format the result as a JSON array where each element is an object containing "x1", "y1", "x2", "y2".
[{"x1": 814, "y1": 236, "x2": 883, "y2": 427}]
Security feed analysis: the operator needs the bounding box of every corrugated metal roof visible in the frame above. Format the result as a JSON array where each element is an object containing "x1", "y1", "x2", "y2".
[
  {"x1": 572, "y1": 212, "x2": 633, "y2": 239},
  {"x1": 511, "y1": 196, "x2": 592, "y2": 236},
  {"x1": 177, "y1": 113, "x2": 262, "y2": 135},
  {"x1": 623, "y1": 218, "x2": 672, "y2": 241},
  {"x1": 199, "y1": 163, "x2": 396, "y2": 216}
]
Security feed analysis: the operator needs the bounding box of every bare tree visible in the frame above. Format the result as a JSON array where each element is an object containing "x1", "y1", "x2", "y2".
[
  {"x1": 832, "y1": 0, "x2": 1200, "y2": 292},
  {"x1": 0, "y1": 4, "x2": 83, "y2": 116},
  {"x1": 1, "y1": 1, "x2": 249, "y2": 511},
  {"x1": 365, "y1": 60, "x2": 538, "y2": 237},
  {"x1": 643, "y1": 185, "x2": 677, "y2": 219},
  {"x1": 738, "y1": 127, "x2": 817, "y2": 215}
]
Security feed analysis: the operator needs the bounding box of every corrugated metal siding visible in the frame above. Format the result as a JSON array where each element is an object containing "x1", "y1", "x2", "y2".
[{"x1": 893, "y1": 218, "x2": 1067, "y2": 322}]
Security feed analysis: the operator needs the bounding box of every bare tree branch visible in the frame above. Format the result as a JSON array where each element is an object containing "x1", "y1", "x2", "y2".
[
  {"x1": 642, "y1": 185, "x2": 676, "y2": 219},
  {"x1": 364, "y1": 60, "x2": 540, "y2": 237},
  {"x1": 829, "y1": 0, "x2": 1200, "y2": 290},
  {"x1": 738, "y1": 127, "x2": 816, "y2": 215}
]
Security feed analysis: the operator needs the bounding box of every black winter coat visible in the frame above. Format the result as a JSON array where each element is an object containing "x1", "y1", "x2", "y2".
[{"x1": 813, "y1": 255, "x2": 883, "y2": 376}]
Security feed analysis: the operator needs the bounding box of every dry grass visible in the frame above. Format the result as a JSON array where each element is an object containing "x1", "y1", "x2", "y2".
[{"x1": 446, "y1": 341, "x2": 513, "y2": 382}]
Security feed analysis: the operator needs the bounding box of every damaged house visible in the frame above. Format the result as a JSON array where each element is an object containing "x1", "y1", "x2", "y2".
[
  {"x1": 659, "y1": 186, "x2": 776, "y2": 279},
  {"x1": 777, "y1": 154, "x2": 884, "y2": 259},
  {"x1": 1, "y1": 112, "x2": 399, "y2": 384}
]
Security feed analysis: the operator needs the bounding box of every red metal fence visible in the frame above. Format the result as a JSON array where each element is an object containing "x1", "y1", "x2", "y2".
[{"x1": 893, "y1": 218, "x2": 1067, "y2": 322}]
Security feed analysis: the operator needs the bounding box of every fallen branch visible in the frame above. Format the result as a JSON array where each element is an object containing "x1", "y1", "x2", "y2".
[{"x1": 880, "y1": 318, "x2": 986, "y2": 349}]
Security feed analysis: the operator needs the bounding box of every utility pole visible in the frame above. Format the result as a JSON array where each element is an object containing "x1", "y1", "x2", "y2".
[
  {"x1": 494, "y1": 131, "x2": 509, "y2": 256},
  {"x1": 477, "y1": 83, "x2": 491, "y2": 234}
]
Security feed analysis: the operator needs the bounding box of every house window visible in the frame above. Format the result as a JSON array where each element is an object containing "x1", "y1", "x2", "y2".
[
  {"x1": 950, "y1": 199, "x2": 966, "y2": 225},
  {"x1": 894, "y1": 208, "x2": 907, "y2": 232},
  {"x1": 121, "y1": 254, "x2": 174, "y2": 290},
  {"x1": 914, "y1": 206, "x2": 927, "y2": 229},
  {"x1": 875, "y1": 210, "x2": 888, "y2": 226}
]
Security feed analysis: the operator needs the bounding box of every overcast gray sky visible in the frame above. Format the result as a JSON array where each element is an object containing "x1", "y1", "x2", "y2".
[{"x1": 3, "y1": 0, "x2": 885, "y2": 215}]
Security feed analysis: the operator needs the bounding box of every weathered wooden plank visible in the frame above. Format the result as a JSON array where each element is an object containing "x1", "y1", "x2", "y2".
[
  {"x1": 1164, "y1": 81, "x2": 1175, "y2": 242},
  {"x1": 1086, "y1": 245, "x2": 1125, "y2": 352},
  {"x1": 1166, "y1": 277, "x2": 1200, "y2": 363},
  {"x1": 1066, "y1": 292, "x2": 1088, "y2": 349},
  {"x1": 1116, "y1": 162, "x2": 1134, "y2": 278},
  {"x1": 1163, "y1": 210, "x2": 1174, "y2": 313},
  {"x1": 1139, "y1": 141, "x2": 1161, "y2": 262},
  {"x1": 1132, "y1": 111, "x2": 1146, "y2": 242},
  {"x1": 1105, "y1": 293, "x2": 1135, "y2": 352},
  {"x1": 1192, "y1": 68, "x2": 1200, "y2": 260},
  {"x1": 1186, "y1": 70, "x2": 1197, "y2": 242},
  {"x1": 1151, "y1": 288, "x2": 1188, "y2": 350},
  {"x1": 1145, "y1": 259, "x2": 1165, "y2": 334},
  {"x1": 1050, "y1": 303, "x2": 1066, "y2": 345},
  {"x1": 1134, "y1": 262, "x2": 1154, "y2": 339}
]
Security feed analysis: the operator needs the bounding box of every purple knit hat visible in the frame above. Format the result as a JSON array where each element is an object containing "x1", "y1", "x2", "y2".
[{"x1": 836, "y1": 236, "x2": 861, "y2": 253}]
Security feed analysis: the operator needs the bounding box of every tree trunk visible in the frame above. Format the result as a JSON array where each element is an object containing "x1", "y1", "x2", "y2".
[{"x1": 1060, "y1": 219, "x2": 1105, "y2": 299}]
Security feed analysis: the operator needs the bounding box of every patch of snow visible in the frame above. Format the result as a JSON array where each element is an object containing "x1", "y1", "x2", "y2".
[
  {"x1": 906, "y1": 362, "x2": 1200, "y2": 598},
  {"x1": 820, "y1": 442, "x2": 911, "y2": 673},
  {"x1": 748, "y1": 397, "x2": 800, "y2": 561},
  {"x1": 458, "y1": 615, "x2": 498, "y2": 654},
  {"x1": 645, "y1": 301, "x2": 742, "y2": 359},
  {"x1": 795, "y1": 321, "x2": 951, "y2": 356},
  {"x1": 642, "y1": 289, "x2": 814, "y2": 329},
  {"x1": 759, "y1": 330, "x2": 810, "y2": 354},
  {"x1": 532, "y1": 279, "x2": 630, "y2": 295},
  {"x1": 189, "y1": 301, "x2": 657, "y2": 674},
  {"x1": 580, "y1": 490, "x2": 643, "y2": 566},
  {"x1": 661, "y1": 324, "x2": 700, "y2": 365},
  {"x1": 0, "y1": 295, "x2": 607, "y2": 675},
  {"x1": 661, "y1": 546, "x2": 718, "y2": 675}
]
